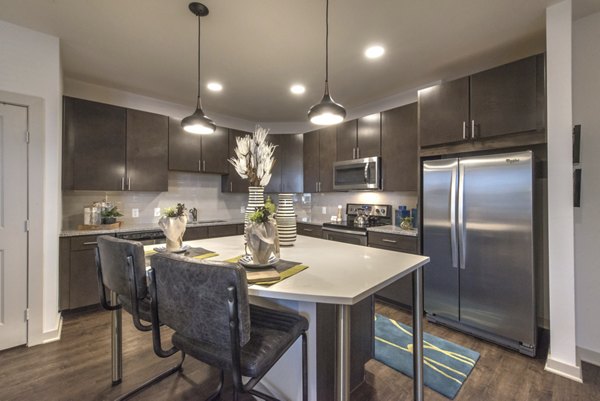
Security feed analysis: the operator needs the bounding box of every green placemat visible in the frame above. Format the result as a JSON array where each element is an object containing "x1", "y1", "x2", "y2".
[
  {"x1": 225, "y1": 255, "x2": 308, "y2": 286},
  {"x1": 145, "y1": 247, "x2": 218, "y2": 266}
]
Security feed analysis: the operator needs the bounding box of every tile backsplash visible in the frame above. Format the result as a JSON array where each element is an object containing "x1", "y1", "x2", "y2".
[{"x1": 62, "y1": 171, "x2": 418, "y2": 229}]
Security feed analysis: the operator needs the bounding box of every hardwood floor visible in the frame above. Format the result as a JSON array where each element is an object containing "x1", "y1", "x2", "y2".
[{"x1": 1, "y1": 303, "x2": 599, "y2": 401}]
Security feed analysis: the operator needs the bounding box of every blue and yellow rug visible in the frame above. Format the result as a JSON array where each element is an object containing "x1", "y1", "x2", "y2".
[{"x1": 374, "y1": 314, "x2": 480, "y2": 399}]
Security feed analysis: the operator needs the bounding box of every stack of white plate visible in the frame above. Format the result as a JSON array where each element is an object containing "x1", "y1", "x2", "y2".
[{"x1": 275, "y1": 193, "x2": 297, "y2": 247}]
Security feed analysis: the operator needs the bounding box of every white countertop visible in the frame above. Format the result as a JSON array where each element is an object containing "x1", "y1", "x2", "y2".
[
  {"x1": 367, "y1": 225, "x2": 419, "y2": 237},
  {"x1": 146, "y1": 235, "x2": 429, "y2": 306}
]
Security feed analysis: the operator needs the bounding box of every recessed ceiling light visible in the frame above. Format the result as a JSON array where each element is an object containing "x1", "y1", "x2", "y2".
[
  {"x1": 365, "y1": 45, "x2": 385, "y2": 59},
  {"x1": 290, "y1": 84, "x2": 306, "y2": 95},
  {"x1": 207, "y1": 82, "x2": 223, "y2": 92}
]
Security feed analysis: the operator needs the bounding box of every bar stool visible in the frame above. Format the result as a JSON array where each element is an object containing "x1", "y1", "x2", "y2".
[
  {"x1": 95, "y1": 235, "x2": 185, "y2": 400},
  {"x1": 149, "y1": 252, "x2": 308, "y2": 401}
]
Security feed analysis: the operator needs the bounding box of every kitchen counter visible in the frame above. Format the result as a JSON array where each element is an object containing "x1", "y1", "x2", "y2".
[
  {"x1": 297, "y1": 217, "x2": 330, "y2": 226},
  {"x1": 60, "y1": 218, "x2": 245, "y2": 237},
  {"x1": 367, "y1": 224, "x2": 418, "y2": 237}
]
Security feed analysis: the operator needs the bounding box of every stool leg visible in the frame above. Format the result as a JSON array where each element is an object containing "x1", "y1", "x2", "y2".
[{"x1": 111, "y1": 290, "x2": 123, "y2": 385}]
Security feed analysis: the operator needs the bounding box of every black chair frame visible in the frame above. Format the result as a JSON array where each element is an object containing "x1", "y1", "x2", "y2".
[
  {"x1": 149, "y1": 268, "x2": 308, "y2": 401},
  {"x1": 96, "y1": 247, "x2": 185, "y2": 401}
]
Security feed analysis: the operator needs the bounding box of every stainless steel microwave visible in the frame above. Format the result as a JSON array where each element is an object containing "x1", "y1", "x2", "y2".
[{"x1": 333, "y1": 157, "x2": 381, "y2": 191}]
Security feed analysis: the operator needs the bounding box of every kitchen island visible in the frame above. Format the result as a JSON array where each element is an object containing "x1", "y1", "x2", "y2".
[{"x1": 144, "y1": 235, "x2": 429, "y2": 401}]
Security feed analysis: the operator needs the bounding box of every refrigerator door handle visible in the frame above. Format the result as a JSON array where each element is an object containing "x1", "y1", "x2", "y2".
[
  {"x1": 458, "y1": 162, "x2": 466, "y2": 269},
  {"x1": 450, "y1": 165, "x2": 459, "y2": 268}
]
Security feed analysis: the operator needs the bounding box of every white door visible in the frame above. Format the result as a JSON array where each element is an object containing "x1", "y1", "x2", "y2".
[{"x1": 0, "y1": 103, "x2": 28, "y2": 350}]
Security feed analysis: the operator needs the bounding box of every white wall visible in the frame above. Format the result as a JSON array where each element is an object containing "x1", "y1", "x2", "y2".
[
  {"x1": 544, "y1": 0, "x2": 581, "y2": 381},
  {"x1": 0, "y1": 20, "x2": 62, "y2": 340},
  {"x1": 573, "y1": 11, "x2": 600, "y2": 365}
]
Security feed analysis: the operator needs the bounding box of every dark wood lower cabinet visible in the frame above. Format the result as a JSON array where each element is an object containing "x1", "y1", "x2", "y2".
[
  {"x1": 183, "y1": 226, "x2": 209, "y2": 241},
  {"x1": 316, "y1": 296, "x2": 374, "y2": 400},
  {"x1": 297, "y1": 223, "x2": 323, "y2": 238}
]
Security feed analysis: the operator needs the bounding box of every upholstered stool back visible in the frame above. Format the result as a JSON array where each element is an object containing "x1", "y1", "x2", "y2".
[{"x1": 97, "y1": 235, "x2": 147, "y2": 300}]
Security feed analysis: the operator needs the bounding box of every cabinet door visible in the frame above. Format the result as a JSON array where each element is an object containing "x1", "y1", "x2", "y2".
[
  {"x1": 223, "y1": 129, "x2": 251, "y2": 193},
  {"x1": 168, "y1": 118, "x2": 201, "y2": 172},
  {"x1": 201, "y1": 126, "x2": 229, "y2": 174},
  {"x1": 265, "y1": 134, "x2": 282, "y2": 193},
  {"x1": 418, "y1": 77, "x2": 469, "y2": 147},
  {"x1": 63, "y1": 97, "x2": 127, "y2": 190},
  {"x1": 381, "y1": 103, "x2": 418, "y2": 191},
  {"x1": 318, "y1": 126, "x2": 337, "y2": 192},
  {"x1": 336, "y1": 120, "x2": 357, "y2": 161},
  {"x1": 470, "y1": 55, "x2": 538, "y2": 138},
  {"x1": 281, "y1": 134, "x2": 304, "y2": 193},
  {"x1": 69, "y1": 249, "x2": 99, "y2": 309},
  {"x1": 303, "y1": 131, "x2": 320, "y2": 193},
  {"x1": 357, "y1": 113, "x2": 381, "y2": 158},
  {"x1": 126, "y1": 109, "x2": 169, "y2": 191},
  {"x1": 183, "y1": 226, "x2": 208, "y2": 241}
]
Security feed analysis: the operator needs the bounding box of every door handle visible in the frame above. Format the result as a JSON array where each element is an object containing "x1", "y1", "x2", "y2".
[
  {"x1": 450, "y1": 163, "x2": 458, "y2": 268},
  {"x1": 458, "y1": 162, "x2": 466, "y2": 269}
]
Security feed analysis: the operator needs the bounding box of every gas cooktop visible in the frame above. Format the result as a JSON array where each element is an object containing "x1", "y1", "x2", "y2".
[{"x1": 322, "y1": 203, "x2": 393, "y2": 233}]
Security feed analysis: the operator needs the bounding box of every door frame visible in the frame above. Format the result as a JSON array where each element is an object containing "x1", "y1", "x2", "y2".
[{"x1": 1, "y1": 90, "x2": 48, "y2": 346}]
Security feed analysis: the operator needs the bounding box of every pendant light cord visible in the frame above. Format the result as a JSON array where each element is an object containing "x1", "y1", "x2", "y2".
[
  {"x1": 324, "y1": 0, "x2": 330, "y2": 94},
  {"x1": 196, "y1": 14, "x2": 203, "y2": 109}
]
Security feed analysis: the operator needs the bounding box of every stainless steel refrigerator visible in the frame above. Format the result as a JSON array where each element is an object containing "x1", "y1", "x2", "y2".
[{"x1": 422, "y1": 151, "x2": 536, "y2": 356}]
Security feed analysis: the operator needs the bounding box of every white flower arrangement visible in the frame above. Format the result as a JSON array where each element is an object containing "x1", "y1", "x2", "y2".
[{"x1": 228, "y1": 125, "x2": 277, "y2": 187}]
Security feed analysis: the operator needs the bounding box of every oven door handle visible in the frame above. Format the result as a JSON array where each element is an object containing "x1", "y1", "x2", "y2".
[{"x1": 322, "y1": 227, "x2": 368, "y2": 236}]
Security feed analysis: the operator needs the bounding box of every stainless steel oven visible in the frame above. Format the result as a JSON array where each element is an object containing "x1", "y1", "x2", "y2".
[
  {"x1": 333, "y1": 157, "x2": 381, "y2": 191},
  {"x1": 322, "y1": 226, "x2": 368, "y2": 246}
]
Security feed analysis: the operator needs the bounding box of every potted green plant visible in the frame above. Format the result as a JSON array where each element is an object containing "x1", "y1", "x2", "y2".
[
  {"x1": 101, "y1": 206, "x2": 123, "y2": 225},
  {"x1": 158, "y1": 203, "x2": 188, "y2": 252},
  {"x1": 246, "y1": 203, "x2": 280, "y2": 264}
]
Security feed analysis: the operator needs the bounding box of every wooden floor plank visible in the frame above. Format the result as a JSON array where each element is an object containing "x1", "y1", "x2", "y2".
[{"x1": 0, "y1": 303, "x2": 599, "y2": 401}]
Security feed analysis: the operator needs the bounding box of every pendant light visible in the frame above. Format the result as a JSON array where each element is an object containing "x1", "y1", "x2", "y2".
[
  {"x1": 308, "y1": 0, "x2": 346, "y2": 125},
  {"x1": 182, "y1": 2, "x2": 216, "y2": 134}
]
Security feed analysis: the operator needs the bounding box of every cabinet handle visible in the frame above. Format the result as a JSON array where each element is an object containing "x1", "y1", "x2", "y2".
[
  {"x1": 381, "y1": 238, "x2": 397, "y2": 244},
  {"x1": 352, "y1": 147, "x2": 356, "y2": 159},
  {"x1": 315, "y1": 182, "x2": 318, "y2": 193},
  {"x1": 357, "y1": 147, "x2": 360, "y2": 159},
  {"x1": 83, "y1": 241, "x2": 98, "y2": 246},
  {"x1": 230, "y1": 182, "x2": 233, "y2": 192},
  {"x1": 121, "y1": 177, "x2": 125, "y2": 191},
  {"x1": 471, "y1": 120, "x2": 476, "y2": 139},
  {"x1": 198, "y1": 160, "x2": 202, "y2": 172},
  {"x1": 128, "y1": 177, "x2": 131, "y2": 191},
  {"x1": 303, "y1": 228, "x2": 313, "y2": 232},
  {"x1": 462, "y1": 121, "x2": 467, "y2": 139},
  {"x1": 203, "y1": 160, "x2": 206, "y2": 172}
]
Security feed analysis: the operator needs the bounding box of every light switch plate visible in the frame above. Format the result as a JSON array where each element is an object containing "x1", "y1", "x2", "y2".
[
  {"x1": 154, "y1": 207, "x2": 161, "y2": 217},
  {"x1": 132, "y1": 208, "x2": 139, "y2": 218}
]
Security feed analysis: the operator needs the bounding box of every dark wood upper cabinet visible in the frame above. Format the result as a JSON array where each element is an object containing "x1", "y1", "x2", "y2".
[
  {"x1": 303, "y1": 130, "x2": 320, "y2": 193},
  {"x1": 63, "y1": 97, "x2": 127, "y2": 191},
  {"x1": 265, "y1": 134, "x2": 282, "y2": 193},
  {"x1": 381, "y1": 103, "x2": 418, "y2": 191},
  {"x1": 357, "y1": 113, "x2": 381, "y2": 158},
  {"x1": 470, "y1": 55, "x2": 539, "y2": 139},
  {"x1": 222, "y1": 129, "x2": 250, "y2": 193},
  {"x1": 336, "y1": 120, "x2": 358, "y2": 161},
  {"x1": 281, "y1": 134, "x2": 304, "y2": 193},
  {"x1": 168, "y1": 118, "x2": 201, "y2": 172},
  {"x1": 126, "y1": 109, "x2": 169, "y2": 191},
  {"x1": 418, "y1": 77, "x2": 470, "y2": 147},
  {"x1": 318, "y1": 126, "x2": 337, "y2": 192},
  {"x1": 201, "y1": 126, "x2": 229, "y2": 174}
]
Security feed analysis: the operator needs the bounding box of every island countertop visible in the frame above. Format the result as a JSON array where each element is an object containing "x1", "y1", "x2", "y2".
[{"x1": 146, "y1": 235, "x2": 429, "y2": 306}]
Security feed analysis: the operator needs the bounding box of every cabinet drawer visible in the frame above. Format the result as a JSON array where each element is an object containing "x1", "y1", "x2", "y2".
[
  {"x1": 368, "y1": 232, "x2": 417, "y2": 253},
  {"x1": 183, "y1": 226, "x2": 209, "y2": 241},
  {"x1": 297, "y1": 223, "x2": 323, "y2": 238},
  {"x1": 70, "y1": 234, "x2": 106, "y2": 251},
  {"x1": 208, "y1": 224, "x2": 238, "y2": 238},
  {"x1": 236, "y1": 224, "x2": 245, "y2": 235}
]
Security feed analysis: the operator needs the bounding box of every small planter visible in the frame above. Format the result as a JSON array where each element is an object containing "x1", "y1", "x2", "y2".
[
  {"x1": 102, "y1": 217, "x2": 117, "y2": 225},
  {"x1": 158, "y1": 215, "x2": 188, "y2": 251},
  {"x1": 246, "y1": 220, "x2": 280, "y2": 264}
]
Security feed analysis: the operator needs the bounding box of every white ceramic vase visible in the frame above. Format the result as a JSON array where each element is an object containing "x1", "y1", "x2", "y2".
[
  {"x1": 158, "y1": 215, "x2": 188, "y2": 251},
  {"x1": 244, "y1": 186, "x2": 265, "y2": 239},
  {"x1": 275, "y1": 193, "x2": 297, "y2": 246},
  {"x1": 246, "y1": 219, "x2": 280, "y2": 264}
]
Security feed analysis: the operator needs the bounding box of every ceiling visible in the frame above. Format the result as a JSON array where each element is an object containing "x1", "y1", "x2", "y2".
[{"x1": 1, "y1": 0, "x2": 598, "y2": 124}]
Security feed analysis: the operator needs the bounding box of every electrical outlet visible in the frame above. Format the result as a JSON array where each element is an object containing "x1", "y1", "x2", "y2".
[
  {"x1": 154, "y1": 207, "x2": 161, "y2": 217},
  {"x1": 322, "y1": 206, "x2": 327, "y2": 214},
  {"x1": 240, "y1": 206, "x2": 246, "y2": 214},
  {"x1": 132, "y1": 208, "x2": 139, "y2": 218}
]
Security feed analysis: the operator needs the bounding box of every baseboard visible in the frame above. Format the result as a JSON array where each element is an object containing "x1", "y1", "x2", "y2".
[
  {"x1": 41, "y1": 313, "x2": 63, "y2": 344},
  {"x1": 544, "y1": 354, "x2": 583, "y2": 382},
  {"x1": 577, "y1": 346, "x2": 600, "y2": 368}
]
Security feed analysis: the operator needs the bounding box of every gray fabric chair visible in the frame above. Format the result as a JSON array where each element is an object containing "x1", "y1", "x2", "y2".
[
  {"x1": 149, "y1": 252, "x2": 308, "y2": 401},
  {"x1": 95, "y1": 235, "x2": 185, "y2": 400}
]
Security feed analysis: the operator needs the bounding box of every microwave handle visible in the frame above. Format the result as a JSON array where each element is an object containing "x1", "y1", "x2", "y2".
[{"x1": 364, "y1": 161, "x2": 370, "y2": 183}]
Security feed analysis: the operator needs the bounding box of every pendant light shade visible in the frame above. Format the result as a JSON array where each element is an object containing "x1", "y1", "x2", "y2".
[
  {"x1": 182, "y1": 2, "x2": 216, "y2": 135},
  {"x1": 308, "y1": 0, "x2": 346, "y2": 126}
]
